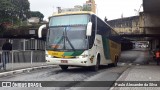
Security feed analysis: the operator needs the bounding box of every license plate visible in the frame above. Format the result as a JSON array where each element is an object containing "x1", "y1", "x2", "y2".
[{"x1": 61, "y1": 60, "x2": 68, "y2": 63}]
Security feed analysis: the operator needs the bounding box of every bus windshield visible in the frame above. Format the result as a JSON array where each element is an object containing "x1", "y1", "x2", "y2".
[
  {"x1": 49, "y1": 14, "x2": 89, "y2": 26},
  {"x1": 46, "y1": 25, "x2": 88, "y2": 51},
  {"x1": 46, "y1": 14, "x2": 90, "y2": 51}
]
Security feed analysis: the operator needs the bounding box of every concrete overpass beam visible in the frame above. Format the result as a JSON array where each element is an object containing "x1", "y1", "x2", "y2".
[
  {"x1": 140, "y1": 13, "x2": 160, "y2": 34},
  {"x1": 143, "y1": 0, "x2": 160, "y2": 12},
  {"x1": 140, "y1": 13, "x2": 160, "y2": 27},
  {"x1": 145, "y1": 28, "x2": 160, "y2": 34}
]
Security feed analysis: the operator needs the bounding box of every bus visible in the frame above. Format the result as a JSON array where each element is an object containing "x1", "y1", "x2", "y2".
[{"x1": 38, "y1": 11, "x2": 121, "y2": 71}]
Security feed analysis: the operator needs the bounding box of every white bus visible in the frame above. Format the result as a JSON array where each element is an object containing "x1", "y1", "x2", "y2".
[{"x1": 38, "y1": 11, "x2": 121, "y2": 71}]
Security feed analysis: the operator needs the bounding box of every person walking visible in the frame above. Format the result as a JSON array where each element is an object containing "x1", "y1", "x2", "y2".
[
  {"x1": 155, "y1": 45, "x2": 160, "y2": 65},
  {"x1": 1, "y1": 39, "x2": 12, "y2": 70}
]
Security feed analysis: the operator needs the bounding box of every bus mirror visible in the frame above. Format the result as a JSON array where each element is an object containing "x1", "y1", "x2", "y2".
[
  {"x1": 38, "y1": 24, "x2": 46, "y2": 38},
  {"x1": 86, "y1": 22, "x2": 92, "y2": 36}
]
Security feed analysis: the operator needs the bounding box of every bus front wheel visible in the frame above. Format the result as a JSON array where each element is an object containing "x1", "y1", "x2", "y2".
[
  {"x1": 60, "y1": 65, "x2": 68, "y2": 70},
  {"x1": 91, "y1": 55, "x2": 100, "y2": 71}
]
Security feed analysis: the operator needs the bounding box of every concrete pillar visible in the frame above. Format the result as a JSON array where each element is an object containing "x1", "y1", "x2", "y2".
[{"x1": 152, "y1": 39, "x2": 159, "y2": 50}]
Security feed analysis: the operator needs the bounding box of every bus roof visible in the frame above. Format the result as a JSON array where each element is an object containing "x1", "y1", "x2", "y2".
[
  {"x1": 52, "y1": 11, "x2": 95, "y2": 17},
  {"x1": 51, "y1": 11, "x2": 119, "y2": 35}
]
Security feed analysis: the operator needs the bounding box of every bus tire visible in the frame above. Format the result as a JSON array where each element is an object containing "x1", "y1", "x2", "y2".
[
  {"x1": 91, "y1": 54, "x2": 100, "y2": 71},
  {"x1": 60, "y1": 65, "x2": 68, "y2": 70},
  {"x1": 114, "y1": 56, "x2": 118, "y2": 67}
]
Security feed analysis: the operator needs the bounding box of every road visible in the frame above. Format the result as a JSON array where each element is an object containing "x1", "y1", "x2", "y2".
[{"x1": 0, "y1": 48, "x2": 149, "y2": 90}]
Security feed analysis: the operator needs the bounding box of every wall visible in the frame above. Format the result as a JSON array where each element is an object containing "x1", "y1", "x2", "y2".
[{"x1": 107, "y1": 16, "x2": 144, "y2": 34}]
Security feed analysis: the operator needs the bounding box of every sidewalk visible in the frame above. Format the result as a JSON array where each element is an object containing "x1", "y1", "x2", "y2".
[
  {"x1": 110, "y1": 48, "x2": 160, "y2": 90},
  {"x1": 0, "y1": 63, "x2": 58, "y2": 77},
  {"x1": 111, "y1": 65, "x2": 160, "y2": 90}
]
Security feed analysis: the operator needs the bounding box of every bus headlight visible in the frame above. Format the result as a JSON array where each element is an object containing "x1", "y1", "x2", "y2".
[
  {"x1": 78, "y1": 51, "x2": 89, "y2": 58},
  {"x1": 46, "y1": 54, "x2": 52, "y2": 58},
  {"x1": 77, "y1": 54, "x2": 88, "y2": 58},
  {"x1": 81, "y1": 54, "x2": 88, "y2": 58}
]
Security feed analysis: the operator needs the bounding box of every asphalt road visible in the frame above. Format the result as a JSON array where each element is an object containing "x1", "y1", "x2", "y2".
[{"x1": 0, "y1": 48, "x2": 149, "y2": 90}]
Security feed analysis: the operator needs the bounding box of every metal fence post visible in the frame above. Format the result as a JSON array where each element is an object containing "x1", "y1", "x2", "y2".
[
  {"x1": 0, "y1": 51, "x2": 2, "y2": 70},
  {"x1": 11, "y1": 51, "x2": 14, "y2": 70},
  {"x1": 35, "y1": 39, "x2": 37, "y2": 50},
  {"x1": 31, "y1": 51, "x2": 33, "y2": 68},
  {"x1": 23, "y1": 39, "x2": 26, "y2": 51}
]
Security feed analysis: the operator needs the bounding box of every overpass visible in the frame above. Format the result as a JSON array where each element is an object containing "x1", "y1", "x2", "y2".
[
  {"x1": 108, "y1": 0, "x2": 160, "y2": 50},
  {"x1": 143, "y1": 0, "x2": 160, "y2": 12},
  {"x1": 140, "y1": 0, "x2": 160, "y2": 49}
]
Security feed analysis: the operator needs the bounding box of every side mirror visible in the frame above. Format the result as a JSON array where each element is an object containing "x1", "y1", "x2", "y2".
[
  {"x1": 38, "y1": 24, "x2": 46, "y2": 38},
  {"x1": 86, "y1": 22, "x2": 92, "y2": 36}
]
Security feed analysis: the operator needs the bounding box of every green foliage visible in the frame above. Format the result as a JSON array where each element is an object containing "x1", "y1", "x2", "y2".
[
  {"x1": 0, "y1": 0, "x2": 44, "y2": 35},
  {"x1": 30, "y1": 11, "x2": 44, "y2": 21},
  {"x1": 0, "y1": 0, "x2": 15, "y2": 23},
  {"x1": 0, "y1": 0, "x2": 30, "y2": 24},
  {"x1": 12, "y1": 0, "x2": 30, "y2": 20}
]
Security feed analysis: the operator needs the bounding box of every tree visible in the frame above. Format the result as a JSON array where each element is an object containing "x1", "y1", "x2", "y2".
[
  {"x1": 0, "y1": 0, "x2": 16, "y2": 23},
  {"x1": 11, "y1": 0, "x2": 30, "y2": 20},
  {"x1": 30, "y1": 11, "x2": 44, "y2": 21},
  {"x1": 0, "y1": 0, "x2": 30, "y2": 24}
]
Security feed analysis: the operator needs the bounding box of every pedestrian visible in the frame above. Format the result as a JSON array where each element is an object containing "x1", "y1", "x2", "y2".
[
  {"x1": 1, "y1": 39, "x2": 12, "y2": 70},
  {"x1": 155, "y1": 45, "x2": 160, "y2": 65}
]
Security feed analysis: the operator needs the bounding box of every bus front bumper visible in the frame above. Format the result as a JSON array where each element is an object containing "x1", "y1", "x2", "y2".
[{"x1": 46, "y1": 57, "x2": 93, "y2": 66}]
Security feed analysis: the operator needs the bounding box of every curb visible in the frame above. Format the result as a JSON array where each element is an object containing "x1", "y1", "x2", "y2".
[
  {"x1": 0, "y1": 65, "x2": 58, "y2": 77},
  {"x1": 109, "y1": 66, "x2": 134, "y2": 90}
]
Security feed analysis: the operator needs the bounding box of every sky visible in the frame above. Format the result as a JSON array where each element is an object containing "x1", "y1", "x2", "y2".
[{"x1": 28, "y1": 0, "x2": 143, "y2": 21}]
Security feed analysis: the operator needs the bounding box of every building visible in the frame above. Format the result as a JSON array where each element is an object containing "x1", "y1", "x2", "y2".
[
  {"x1": 54, "y1": 0, "x2": 96, "y2": 14},
  {"x1": 28, "y1": 17, "x2": 40, "y2": 24},
  {"x1": 107, "y1": 16, "x2": 144, "y2": 35},
  {"x1": 61, "y1": 5, "x2": 83, "y2": 13},
  {"x1": 83, "y1": 0, "x2": 96, "y2": 13}
]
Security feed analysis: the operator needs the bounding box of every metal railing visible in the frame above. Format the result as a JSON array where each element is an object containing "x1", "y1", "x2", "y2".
[{"x1": 0, "y1": 50, "x2": 46, "y2": 70}]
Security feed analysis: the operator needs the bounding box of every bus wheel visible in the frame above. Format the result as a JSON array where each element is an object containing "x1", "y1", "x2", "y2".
[
  {"x1": 91, "y1": 55, "x2": 100, "y2": 71},
  {"x1": 60, "y1": 65, "x2": 68, "y2": 70},
  {"x1": 114, "y1": 56, "x2": 118, "y2": 67}
]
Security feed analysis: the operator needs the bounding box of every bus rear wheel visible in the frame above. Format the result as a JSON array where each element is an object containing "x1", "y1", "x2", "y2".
[
  {"x1": 60, "y1": 65, "x2": 68, "y2": 70},
  {"x1": 113, "y1": 56, "x2": 118, "y2": 67}
]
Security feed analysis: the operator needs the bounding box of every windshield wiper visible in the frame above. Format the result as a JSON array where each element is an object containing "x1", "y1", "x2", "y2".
[
  {"x1": 49, "y1": 27, "x2": 75, "y2": 51},
  {"x1": 64, "y1": 27, "x2": 75, "y2": 51},
  {"x1": 51, "y1": 35, "x2": 64, "y2": 50}
]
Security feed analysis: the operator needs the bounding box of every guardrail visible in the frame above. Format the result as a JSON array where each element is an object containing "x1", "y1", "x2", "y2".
[{"x1": 0, "y1": 50, "x2": 46, "y2": 71}]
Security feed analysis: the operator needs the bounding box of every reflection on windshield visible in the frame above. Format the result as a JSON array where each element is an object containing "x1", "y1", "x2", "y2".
[{"x1": 46, "y1": 26, "x2": 88, "y2": 51}]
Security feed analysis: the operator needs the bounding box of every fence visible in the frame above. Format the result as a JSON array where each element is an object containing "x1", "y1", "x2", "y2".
[
  {"x1": 0, "y1": 50, "x2": 46, "y2": 70},
  {"x1": 0, "y1": 39, "x2": 47, "y2": 71}
]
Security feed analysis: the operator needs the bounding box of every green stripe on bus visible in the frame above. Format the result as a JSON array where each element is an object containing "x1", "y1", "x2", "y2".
[
  {"x1": 64, "y1": 52, "x2": 74, "y2": 56},
  {"x1": 72, "y1": 51, "x2": 84, "y2": 56},
  {"x1": 102, "y1": 37, "x2": 110, "y2": 59},
  {"x1": 64, "y1": 51, "x2": 84, "y2": 56}
]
